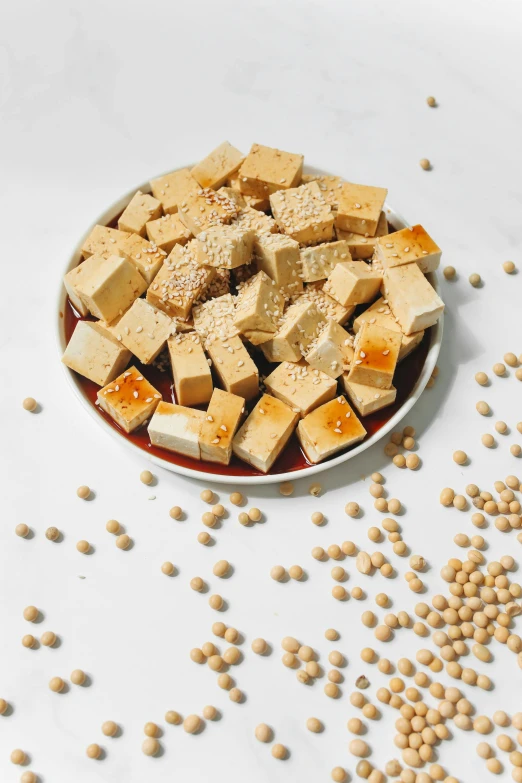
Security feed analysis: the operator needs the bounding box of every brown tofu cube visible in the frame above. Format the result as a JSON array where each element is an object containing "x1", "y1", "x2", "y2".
[
  {"x1": 238, "y1": 143, "x2": 303, "y2": 198},
  {"x1": 374, "y1": 224, "x2": 441, "y2": 274},
  {"x1": 341, "y1": 377, "x2": 397, "y2": 417},
  {"x1": 336, "y1": 182, "x2": 388, "y2": 237},
  {"x1": 348, "y1": 322, "x2": 401, "y2": 389},
  {"x1": 191, "y1": 141, "x2": 245, "y2": 190},
  {"x1": 199, "y1": 388, "x2": 245, "y2": 465},
  {"x1": 97, "y1": 366, "x2": 162, "y2": 432},
  {"x1": 297, "y1": 396, "x2": 366, "y2": 464}
]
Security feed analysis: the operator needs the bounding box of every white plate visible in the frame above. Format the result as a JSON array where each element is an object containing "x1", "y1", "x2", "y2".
[{"x1": 56, "y1": 164, "x2": 443, "y2": 485}]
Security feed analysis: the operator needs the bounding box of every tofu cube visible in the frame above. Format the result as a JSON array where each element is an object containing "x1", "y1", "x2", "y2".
[
  {"x1": 199, "y1": 268, "x2": 231, "y2": 302},
  {"x1": 374, "y1": 225, "x2": 441, "y2": 274},
  {"x1": 261, "y1": 300, "x2": 326, "y2": 363},
  {"x1": 119, "y1": 233, "x2": 167, "y2": 285},
  {"x1": 167, "y1": 332, "x2": 213, "y2": 407},
  {"x1": 149, "y1": 168, "x2": 200, "y2": 214},
  {"x1": 238, "y1": 143, "x2": 303, "y2": 198},
  {"x1": 231, "y1": 205, "x2": 278, "y2": 237},
  {"x1": 81, "y1": 224, "x2": 130, "y2": 259},
  {"x1": 304, "y1": 319, "x2": 354, "y2": 379},
  {"x1": 64, "y1": 264, "x2": 91, "y2": 317},
  {"x1": 264, "y1": 360, "x2": 337, "y2": 417},
  {"x1": 382, "y1": 263, "x2": 444, "y2": 335},
  {"x1": 218, "y1": 186, "x2": 247, "y2": 209},
  {"x1": 145, "y1": 213, "x2": 192, "y2": 253},
  {"x1": 73, "y1": 254, "x2": 147, "y2": 323},
  {"x1": 254, "y1": 233, "x2": 302, "y2": 294},
  {"x1": 233, "y1": 270, "x2": 284, "y2": 345},
  {"x1": 300, "y1": 239, "x2": 352, "y2": 283},
  {"x1": 227, "y1": 176, "x2": 269, "y2": 211},
  {"x1": 269, "y1": 181, "x2": 334, "y2": 246},
  {"x1": 62, "y1": 321, "x2": 132, "y2": 387},
  {"x1": 336, "y1": 182, "x2": 388, "y2": 237},
  {"x1": 301, "y1": 174, "x2": 344, "y2": 209},
  {"x1": 178, "y1": 187, "x2": 238, "y2": 235},
  {"x1": 191, "y1": 141, "x2": 245, "y2": 190},
  {"x1": 146, "y1": 241, "x2": 215, "y2": 320},
  {"x1": 148, "y1": 401, "x2": 206, "y2": 459},
  {"x1": 323, "y1": 260, "x2": 381, "y2": 307},
  {"x1": 297, "y1": 284, "x2": 355, "y2": 325},
  {"x1": 199, "y1": 388, "x2": 245, "y2": 465},
  {"x1": 118, "y1": 298, "x2": 175, "y2": 365},
  {"x1": 118, "y1": 190, "x2": 162, "y2": 236},
  {"x1": 335, "y1": 211, "x2": 389, "y2": 259},
  {"x1": 348, "y1": 322, "x2": 401, "y2": 389},
  {"x1": 341, "y1": 377, "x2": 397, "y2": 417},
  {"x1": 97, "y1": 366, "x2": 162, "y2": 432},
  {"x1": 193, "y1": 294, "x2": 239, "y2": 341},
  {"x1": 206, "y1": 334, "x2": 259, "y2": 400},
  {"x1": 232, "y1": 394, "x2": 299, "y2": 473},
  {"x1": 297, "y1": 396, "x2": 366, "y2": 464},
  {"x1": 196, "y1": 225, "x2": 255, "y2": 269},
  {"x1": 353, "y1": 297, "x2": 424, "y2": 361}
]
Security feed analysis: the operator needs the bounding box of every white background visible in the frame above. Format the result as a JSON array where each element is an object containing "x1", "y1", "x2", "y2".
[{"x1": 1, "y1": 1, "x2": 522, "y2": 781}]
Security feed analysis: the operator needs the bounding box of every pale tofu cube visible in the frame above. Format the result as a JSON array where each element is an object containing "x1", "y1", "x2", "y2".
[
  {"x1": 64, "y1": 264, "x2": 90, "y2": 316},
  {"x1": 297, "y1": 283, "x2": 355, "y2": 325},
  {"x1": 196, "y1": 225, "x2": 255, "y2": 269},
  {"x1": 335, "y1": 211, "x2": 389, "y2": 259},
  {"x1": 232, "y1": 394, "x2": 299, "y2": 473},
  {"x1": 167, "y1": 332, "x2": 213, "y2": 406},
  {"x1": 341, "y1": 377, "x2": 397, "y2": 417},
  {"x1": 231, "y1": 205, "x2": 278, "y2": 237},
  {"x1": 382, "y1": 263, "x2": 444, "y2": 335},
  {"x1": 192, "y1": 294, "x2": 239, "y2": 341},
  {"x1": 81, "y1": 224, "x2": 130, "y2": 259},
  {"x1": 270, "y1": 181, "x2": 334, "y2": 246},
  {"x1": 149, "y1": 168, "x2": 200, "y2": 214},
  {"x1": 145, "y1": 213, "x2": 192, "y2": 253},
  {"x1": 374, "y1": 225, "x2": 441, "y2": 274},
  {"x1": 206, "y1": 335, "x2": 259, "y2": 400},
  {"x1": 301, "y1": 174, "x2": 344, "y2": 209},
  {"x1": 297, "y1": 396, "x2": 366, "y2": 464},
  {"x1": 178, "y1": 187, "x2": 238, "y2": 235},
  {"x1": 119, "y1": 233, "x2": 167, "y2": 285},
  {"x1": 191, "y1": 141, "x2": 245, "y2": 190},
  {"x1": 146, "y1": 241, "x2": 215, "y2": 320},
  {"x1": 348, "y1": 322, "x2": 401, "y2": 389},
  {"x1": 300, "y1": 240, "x2": 352, "y2": 283},
  {"x1": 233, "y1": 270, "x2": 284, "y2": 345},
  {"x1": 353, "y1": 297, "x2": 424, "y2": 361},
  {"x1": 254, "y1": 233, "x2": 302, "y2": 294},
  {"x1": 261, "y1": 300, "x2": 326, "y2": 363},
  {"x1": 62, "y1": 321, "x2": 132, "y2": 386},
  {"x1": 148, "y1": 401, "x2": 206, "y2": 459},
  {"x1": 118, "y1": 298, "x2": 175, "y2": 365},
  {"x1": 227, "y1": 176, "x2": 269, "y2": 210},
  {"x1": 118, "y1": 190, "x2": 162, "y2": 236},
  {"x1": 238, "y1": 143, "x2": 303, "y2": 198},
  {"x1": 199, "y1": 388, "x2": 245, "y2": 465},
  {"x1": 304, "y1": 320, "x2": 354, "y2": 379},
  {"x1": 336, "y1": 182, "x2": 388, "y2": 237},
  {"x1": 264, "y1": 360, "x2": 337, "y2": 417},
  {"x1": 323, "y1": 260, "x2": 381, "y2": 307},
  {"x1": 73, "y1": 254, "x2": 147, "y2": 323},
  {"x1": 97, "y1": 366, "x2": 162, "y2": 432}
]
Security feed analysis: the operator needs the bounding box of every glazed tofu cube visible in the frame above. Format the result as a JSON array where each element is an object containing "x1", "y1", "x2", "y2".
[
  {"x1": 383, "y1": 263, "x2": 444, "y2": 335},
  {"x1": 196, "y1": 225, "x2": 255, "y2": 269},
  {"x1": 335, "y1": 211, "x2": 389, "y2": 260},
  {"x1": 145, "y1": 213, "x2": 192, "y2": 253},
  {"x1": 348, "y1": 322, "x2": 401, "y2": 389},
  {"x1": 81, "y1": 225, "x2": 130, "y2": 259},
  {"x1": 206, "y1": 334, "x2": 259, "y2": 400},
  {"x1": 191, "y1": 141, "x2": 245, "y2": 190},
  {"x1": 341, "y1": 377, "x2": 397, "y2": 417},
  {"x1": 167, "y1": 332, "x2": 213, "y2": 407},
  {"x1": 178, "y1": 188, "x2": 238, "y2": 235},
  {"x1": 97, "y1": 366, "x2": 162, "y2": 432},
  {"x1": 254, "y1": 233, "x2": 302, "y2": 294},
  {"x1": 64, "y1": 264, "x2": 90, "y2": 316},
  {"x1": 264, "y1": 360, "x2": 337, "y2": 417},
  {"x1": 300, "y1": 240, "x2": 352, "y2": 283},
  {"x1": 231, "y1": 205, "x2": 278, "y2": 237},
  {"x1": 336, "y1": 182, "x2": 388, "y2": 237},
  {"x1": 301, "y1": 174, "x2": 344, "y2": 209},
  {"x1": 119, "y1": 233, "x2": 167, "y2": 285},
  {"x1": 324, "y1": 260, "x2": 381, "y2": 307},
  {"x1": 148, "y1": 401, "x2": 206, "y2": 459},
  {"x1": 297, "y1": 284, "x2": 355, "y2": 325},
  {"x1": 118, "y1": 298, "x2": 175, "y2": 365},
  {"x1": 233, "y1": 270, "x2": 284, "y2": 345},
  {"x1": 232, "y1": 394, "x2": 299, "y2": 473},
  {"x1": 199, "y1": 388, "x2": 245, "y2": 465},
  {"x1": 297, "y1": 396, "x2": 366, "y2": 464},
  {"x1": 227, "y1": 175, "x2": 269, "y2": 211},
  {"x1": 73, "y1": 254, "x2": 147, "y2": 323},
  {"x1": 374, "y1": 225, "x2": 441, "y2": 274},
  {"x1": 62, "y1": 321, "x2": 132, "y2": 387},
  {"x1": 193, "y1": 294, "x2": 239, "y2": 341},
  {"x1": 304, "y1": 320, "x2": 354, "y2": 379},
  {"x1": 238, "y1": 143, "x2": 303, "y2": 198},
  {"x1": 149, "y1": 168, "x2": 200, "y2": 214},
  {"x1": 146, "y1": 241, "x2": 215, "y2": 320},
  {"x1": 353, "y1": 297, "x2": 424, "y2": 361},
  {"x1": 118, "y1": 191, "x2": 162, "y2": 236},
  {"x1": 261, "y1": 300, "x2": 326, "y2": 363},
  {"x1": 270, "y1": 181, "x2": 334, "y2": 246}
]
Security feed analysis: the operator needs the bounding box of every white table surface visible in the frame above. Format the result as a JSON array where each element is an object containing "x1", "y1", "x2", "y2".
[{"x1": 1, "y1": 1, "x2": 522, "y2": 781}]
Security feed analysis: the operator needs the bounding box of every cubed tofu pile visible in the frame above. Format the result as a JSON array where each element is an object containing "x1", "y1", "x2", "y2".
[{"x1": 62, "y1": 142, "x2": 444, "y2": 472}]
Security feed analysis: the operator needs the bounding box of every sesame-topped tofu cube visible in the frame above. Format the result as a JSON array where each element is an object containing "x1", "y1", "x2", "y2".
[
  {"x1": 261, "y1": 300, "x2": 326, "y2": 363},
  {"x1": 178, "y1": 188, "x2": 238, "y2": 235},
  {"x1": 167, "y1": 332, "x2": 213, "y2": 407},
  {"x1": 382, "y1": 263, "x2": 444, "y2": 335},
  {"x1": 199, "y1": 389, "x2": 245, "y2": 465},
  {"x1": 238, "y1": 143, "x2": 304, "y2": 198},
  {"x1": 196, "y1": 225, "x2": 255, "y2": 269},
  {"x1": 353, "y1": 297, "x2": 424, "y2": 361},
  {"x1": 298, "y1": 283, "x2": 355, "y2": 325},
  {"x1": 149, "y1": 168, "x2": 200, "y2": 214},
  {"x1": 73, "y1": 254, "x2": 147, "y2": 323},
  {"x1": 206, "y1": 334, "x2": 259, "y2": 400},
  {"x1": 297, "y1": 396, "x2": 366, "y2": 464},
  {"x1": 304, "y1": 320, "x2": 354, "y2": 379},
  {"x1": 301, "y1": 174, "x2": 344, "y2": 209},
  {"x1": 374, "y1": 225, "x2": 441, "y2": 274},
  {"x1": 218, "y1": 186, "x2": 247, "y2": 209},
  {"x1": 233, "y1": 270, "x2": 284, "y2": 345},
  {"x1": 148, "y1": 401, "x2": 206, "y2": 459},
  {"x1": 335, "y1": 211, "x2": 389, "y2": 260},
  {"x1": 348, "y1": 321, "x2": 401, "y2": 389},
  {"x1": 193, "y1": 294, "x2": 239, "y2": 341},
  {"x1": 341, "y1": 377, "x2": 397, "y2": 417},
  {"x1": 191, "y1": 141, "x2": 245, "y2": 190},
  {"x1": 335, "y1": 182, "x2": 388, "y2": 237},
  {"x1": 231, "y1": 205, "x2": 278, "y2": 237},
  {"x1": 300, "y1": 240, "x2": 352, "y2": 283},
  {"x1": 145, "y1": 213, "x2": 192, "y2": 254},
  {"x1": 199, "y1": 268, "x2": 231, "y2": 302},
  {"x1": 270, "y1": 181, "x2": 334, "y2": 246},
  {"x1": 119, "y1": 233, "x2": 167, "y2": 285},
  {"x1": 227, "y1": 176, "x2": 269, "y2": 211},
  {"x1": 62, "y1": 321, "x2": 132, "y2": 387},
  {"x1": 264, "y1": 360, "x2": 337, "y2": 417},
  {"x1": 81, "y1": 225, "x2": 130, "y2": 259},
  {"x1": 323, "y1": 260, "x2": 381, "y2": 307},
  {"x1": 232, "y1": 394, "x2": 299, "y2": 473},
  {"x1": 97, "y1": 366, "x2": 162, "y2": 433},
  {"x1": 118, "y1": 191, "x2": 162, "y2": 237},
  {"x1": 254, "y1": 233, "x2": 302, "y2": 294},
  {"x1": 146, "y1": 241, "x2": 216, "y2": 320},
  {"x1": 118, "y1": 298, "x2": 175, "y2": 365}
]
